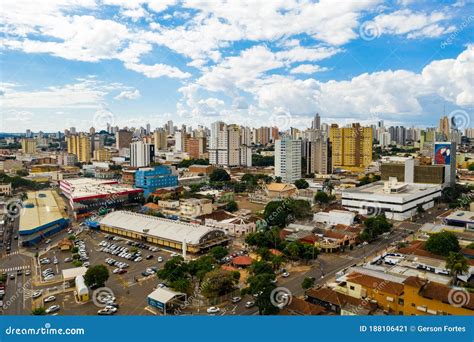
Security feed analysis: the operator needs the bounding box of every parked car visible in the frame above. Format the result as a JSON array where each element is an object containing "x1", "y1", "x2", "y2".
[
  {"x1": 32, "y1": 290, "x2": 43, "y2": 299},
  {"x1": 282, "y1": 272, "x2": 290, "y2": 278},
  {"x1": 45, "y1": 305, "x2": 60, "y2": 314},
  {"x1": 64, "y1": 257, "x2": 73, "y2": 263},
  {"x1": 45, "y1": 239, "x2": 52, "y2": 244},
  {"x1": 43, "y1": 295, "x2": 56, "y2": 303},
  {"x1": 245, "y1": 301, "x2": 255, "y2": 308},
  {"x1": 206, "y1": 306, "x2": 220, "y2": 314},
  {"x1": 157, "y1": 256, "x2": 164, "y2": 263},
  {"x1": 231, "y1": 296, "x2": 242, "y2": 303}
]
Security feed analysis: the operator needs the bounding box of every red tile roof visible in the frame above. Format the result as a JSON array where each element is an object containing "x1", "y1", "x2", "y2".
[
  {"x1": 231, "y1": 256, "x2": 253, "y2": 266},
  {"x1": 346, "y1": 272, "x2": 404, "y2": 296}
]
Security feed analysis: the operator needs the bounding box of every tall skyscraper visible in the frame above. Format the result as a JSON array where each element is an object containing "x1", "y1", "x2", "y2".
[
  {"x1": 312, "y1": 113, "x2": 321, "y2": 130},
  {"x1": 329, "y1": 123, "x2": 372, "y2": 171},
  {"x1": 67, "y1": 134, "x2": 91, "y2": 163},
  {"x1": 130, "y1": 141, "x2": 155, "y2": 168},
  {"x1": 186, "y1": 137, "x2": 207, "y2": 159},
  {"x1": 275, "y1": 137, "x2": 302, "y2": 183},
  {"x1": 439, "y1": 115, "x2": 450, "y2": 138}
]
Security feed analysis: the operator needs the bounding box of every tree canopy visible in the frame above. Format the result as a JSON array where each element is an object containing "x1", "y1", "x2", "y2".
[
  {"x1": 425, "y1": 231, "x2": 460, "y2": 256},
  {"x1": 294, "y1": 179, "x2": 309, "y2": 189},
  {"x1": 84, "y1": 264, "x2": 109, "y2": 288},
  {"x1": 209, "y1": 168, "x2": 231, "y2": 182}
]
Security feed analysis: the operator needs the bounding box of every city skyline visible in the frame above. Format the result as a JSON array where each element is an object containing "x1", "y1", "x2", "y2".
[{"x1": 1, "y1": 0, "x2": 473, "y2": 133}]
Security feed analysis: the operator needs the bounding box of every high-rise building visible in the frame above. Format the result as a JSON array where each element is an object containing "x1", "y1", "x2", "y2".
[
  {"x1": 174, "y1": 131, "x2": 189, "y2": 152},
  {"x1": 153, "y1": 129, "x2": 167, "y2": 152},
  {"x1": 275, "y1": 137, "x2": 301, "y2": 183},
  {"x1": 329, "y1": 123, "x2": 372, "y2": 171},
  {"x1": 312, "y1": 113, "x2": 321, "y2": 130},
  {"x1": 379, "y1": 131, "x2": 391, "y2": 148},
  {"x1": 21, "y1": 138, "x2": 37, "y2": 154},
  {"x1": 115, "y1": 129, "x2": 133, "y2": 149},
  {"x1": 93, "y1": 149, "x2": 112, "y2": 162},
  {"x1": 209, "y1": 121, "x2": 251, "y2": 167},
  {"x1": 439, "y1": 115, "x2": 450, "y2": 138},
  {"x1": 306, "y1": 135, "x2": 332, "y2": 175},
  {"x1": 130, "y1": 141, "x2": 155, "y2": 168},
  {"x1": 67, "y1": 134, "x2": 91, "y2": 163}
]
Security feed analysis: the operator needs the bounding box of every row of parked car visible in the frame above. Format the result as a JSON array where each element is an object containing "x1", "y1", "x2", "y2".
[
  {"x1": 99, "y1": 240, "x2": 144, "y2": 262},
  {"x1": 105, "y1": 258, "x2": 129, "y2": 270}
]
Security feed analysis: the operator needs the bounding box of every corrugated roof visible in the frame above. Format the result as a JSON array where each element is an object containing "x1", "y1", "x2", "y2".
[
  {"x1": 148, "y1": 287, "x2": 184, "y2": 304},
  {"x1": 20, "y1": 190, "x2": 67, "y2": 232},
  {"x1": 99, "y1": 211, "x2": 223, "y2": 245}
]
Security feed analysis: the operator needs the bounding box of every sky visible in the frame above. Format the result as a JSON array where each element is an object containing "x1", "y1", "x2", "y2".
[{"x1": 0, "y1": 0, "x2": 473, "y2": 133}]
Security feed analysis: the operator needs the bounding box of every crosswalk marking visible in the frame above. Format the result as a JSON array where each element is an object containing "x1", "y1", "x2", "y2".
[
  {"x1": 1, "y1": 251, "x2": 20, "y2": 258},
  {"x1": 0, "y1": 265, "x2": 31, "y2": 273}
]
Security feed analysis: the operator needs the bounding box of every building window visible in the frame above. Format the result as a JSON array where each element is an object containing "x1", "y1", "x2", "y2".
[{"x1": 349, "y1": 286, "x2": 355, "y2": 291}]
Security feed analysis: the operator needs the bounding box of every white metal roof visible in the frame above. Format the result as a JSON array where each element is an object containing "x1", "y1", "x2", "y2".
[
  {"x1": 148, "y1": 287, "x2": 185, "y2": 304},
  {"x1": 99, "y1": 211, "x2": 222, "y2": 245},
  {"x1": 62, "y1": 267, "x2": 87, "y2": 280}
]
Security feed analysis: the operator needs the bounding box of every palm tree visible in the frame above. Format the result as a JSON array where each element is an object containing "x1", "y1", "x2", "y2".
[
  {"x1": 322, "y1": 179, "x2": 334, "y2": 194},
  {"x1": 446, "y1": 252, "x2": 469, "y2": 285}
]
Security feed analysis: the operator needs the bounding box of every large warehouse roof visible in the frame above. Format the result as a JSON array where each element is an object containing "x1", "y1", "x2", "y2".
[
  {"x1": 99, "y1": 211, "x2": 223, "y2": 245},
  {"x1": 20, "y1": 190, "x2": 67, "y2": 233}
]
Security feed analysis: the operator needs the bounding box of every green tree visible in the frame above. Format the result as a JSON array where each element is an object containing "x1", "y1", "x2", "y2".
[
  {"x1": 294, "y1": 179, "x2": 309, "y2": 189},
  {"x1": 32, "y1": 307, "x2": 46, "y2": 315},
  {"x1": 188, "y1": 255, "x2": 215, "y2": 282},
  {"x1": 209, "y1": 168, "x2": 231, "y2": 182},
  {"x1": 314, "y1": 191, "x2": 330, "y2": 205},
  {"x1": 84, "y1": 265, "x2": 109, "y2": 288},
  {"x1": 360, "y1": 215, "x2": 392, "y2": 242},
  {"x1": 224, "y1": 200, "x2": 239, "y2": 212},
  {"x1": 445, "y1": 252, "x2": 469, "y2": 285},
  {"x1": 210, "y1": 246, "x2": 228, "y2": 261},
  {"x1": 425, "y1": 231, "x2": 460, "y2": 256},
  {"x1": 302, "y1": 277, "x2": 315, "y2": 290},
  {"x1": 466, "y1": 242, "x2": 474, "y2": 249},
  {"x1": 468, "y1": 163, "x2": 474, "y2": 171},
  {"x1": 201, "y1": 269, "x2": 238, "y2": 298},
  {"x1": 244, "y1": 273, "x2": 278, "y2": 315}
]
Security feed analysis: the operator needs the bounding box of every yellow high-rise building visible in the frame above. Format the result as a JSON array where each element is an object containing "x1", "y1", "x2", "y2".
[
  {"x1": 21, "y1": 138, "x2": 37, "y2": 154},
  {"x1": 67, "y1": 134, "x2": 91, "y2": 163},
  {"x1": 329, "y1": 123, "x2": 372, "y2": 171}
]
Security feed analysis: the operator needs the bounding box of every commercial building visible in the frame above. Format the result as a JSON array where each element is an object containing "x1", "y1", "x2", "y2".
[
  {"x1": 147, "y1": 287, "x2": 186, "y2": 313},
  {"x1": 329, "y1": 123, "x2": 372, "y2": 171},
  {"x1": 0, "y1": 183, "x2": 12, "y2": 196},
  {"x1": 67, "y1": 134, "x2": 91, "y2": 163},
  {"x1": 21, "y1": 138, "x2": 36, "y2": 154},
  {"x1": 380, "y1": 157, "x2": 445, "y2": 185},
  {"x1": 275, "y1": 137, "x2": 301, "y2": 183},
  {"x1": 313, "y1": 210, "x2": 356, "y2": 226},
  {"x1": 130, "y1": 141, "x2": 155, "y2": 168},
  {"x1": 93, "y1": 149, "x2": 113, "y2": 162},
  {"x1": 99, "y1": 211, "x2": 229, "y2": 253},
  {"x1": 59, "y1": 178, "x2": 143, "y2": 219},
  {"x1": 135, "y1": 165, "x2": 178, "y2": 197},
  {"x1": 342, "y1": 177, "x2": 442, "y2": 221},
  {"x1": 19, "y1": 190, "x2": 69, "y2": 246}
]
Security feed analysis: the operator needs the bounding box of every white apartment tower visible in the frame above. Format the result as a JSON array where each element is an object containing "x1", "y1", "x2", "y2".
[
  {"x1": 275, "y1": 137, "x2": 302, "y2": 183},
  {"x1": 130, "y1": 141, "x2": 155, "y2": 168}
]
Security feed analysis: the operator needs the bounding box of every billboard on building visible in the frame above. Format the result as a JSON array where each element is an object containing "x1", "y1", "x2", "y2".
[{"x1": 434, "y1": 143, "x2": 452, "y2": 165}]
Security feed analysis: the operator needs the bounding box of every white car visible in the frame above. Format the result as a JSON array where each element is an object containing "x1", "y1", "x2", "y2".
[
  {"x1": 170, "y1": 253, "x2": 180, "y2": 258},
  {"x1": 32, "y1": 290, "x2": 43, "y2": 299},
  {"x1": 45, "y1": 305, "x2": 60, "y2": 314},
  {"x1": 112, "y1": 268, "x2": 121, "y2": 274},
  {"x1": 44, "y1": 274, "x2": 55, "y2": 281},
  {"x1": 282, "y1": 272, "x2": 290, "y2": 278},
  {"x1": 157, "y1": 257, "x2": 163, "y2": 262},
  {"x1": 43, "y1": 295, "x2": 56, "y2": 303},
  {"x1": 206, "y1": 306, "x2": 220, "y2": 314}
]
